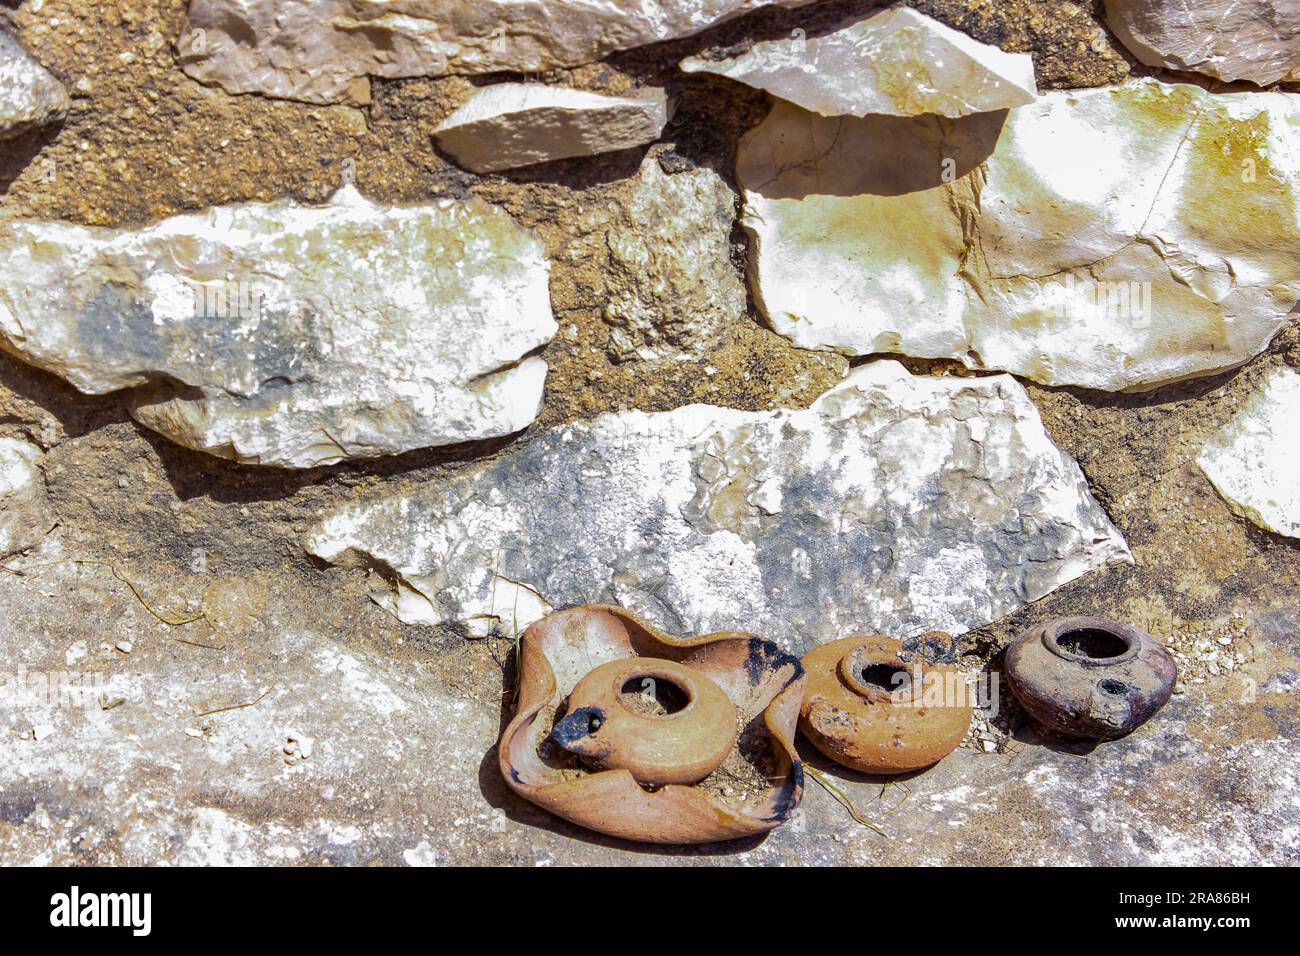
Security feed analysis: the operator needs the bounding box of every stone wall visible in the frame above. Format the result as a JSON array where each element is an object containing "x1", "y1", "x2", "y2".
[{"x1": 0, "y1": 0, "x2": 1296, "y2": 865}]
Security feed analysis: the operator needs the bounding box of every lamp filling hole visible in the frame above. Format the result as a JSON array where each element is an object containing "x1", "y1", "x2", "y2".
[
  {"x1": 1056, "y1": 628, "x2": 1130, "y2": 660},
  {"x1": 620, "y1": 676, "x2": 689, "y2": 717},
  {"x1": 860, "y1": 663, "x2": 912, "y2": 695}
]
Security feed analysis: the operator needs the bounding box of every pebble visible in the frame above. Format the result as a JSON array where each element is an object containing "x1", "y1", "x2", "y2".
[{"x1": 284, "y1": 731, "x2": 315, "y2": 761}]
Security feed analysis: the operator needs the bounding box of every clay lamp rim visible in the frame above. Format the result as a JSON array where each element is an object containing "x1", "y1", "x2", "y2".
[
  {"x1": 499, "y1": 605, "x2": 806, "y2": 845},
  {"x1": 609, "y1": 666, "x2": 698, "y2": 720},
  {"x1": 839, "y1": 643, "x2": 922, "y2": 704},
  {"x1": 1041, "y1": 617, "x2": 1141, "y2": 668}
]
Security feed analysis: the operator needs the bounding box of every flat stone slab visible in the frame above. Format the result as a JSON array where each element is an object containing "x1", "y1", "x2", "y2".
[
  {"x1": 1198, "y1": 367, "x2": 1300, "y2": 539},
  {"x1": 0, "y1": 187, "x2": 556, "y2": 468},
  {"x1": 307, "y1": 361, "x2": 1132, "y2": 647},
  {"x1": 682, "y1": 6, "x2": 1037, "y2": 117},
  {"x1": 1105, "y1": 0, "x2": 1300, "y2": 86},
  {"x1": 434, "y1": 85, "x2": 672, "y2": 173},
  {"x1": 739, "y1": 79, "x2": 1300, "y2": 392},
  {"x1": 0, "y1": 30, "x2": 69, "y2": 140},
  {"x1": 179, "y1": 0, "x2": 817, "y2": 104},
  {"x1": 0, "y1": 545, "x2": 1294, "y2": 865}
]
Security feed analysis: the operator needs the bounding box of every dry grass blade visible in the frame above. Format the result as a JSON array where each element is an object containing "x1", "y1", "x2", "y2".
[
  {"x1": 804, "y1": 764, "x2": 888, "y2": 836},
  {"x1": 0, "y1": 557, "x2": 220, "y2": 646},
  {"x1": 104, "y1": 564, "x2": 206, "y2": 627},
  {"x1": 193, "y1": 687, "x2": 272, "y2": 719}
]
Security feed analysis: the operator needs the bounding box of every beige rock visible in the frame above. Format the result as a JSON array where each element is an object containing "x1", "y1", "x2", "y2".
[
  {"x1": 179, "y1": 0, "x2": 817, "y2": 104},
  {"x1": 600, "y1": 156, "x2": 747, "y2": 364},
  {"x1": 434, "y1": 85, "x2": 672, "y2": 173},
  {"x1": 0, "y1": 30, "x2": 69, "y2": 140},
  {"x1": 0, "y1": 187, "x2": 556, "y2": 468},
  {"x1": 1105, "y1": 0, "x2": 1300, "y2": 86},
  {"x1": 739, "y1": 79, "x2": 1300, "y2": 392},
  {"x1": 0, "y1": 437, "x2": 50, "y2": 558},
  {"x1": 1197, "y1": 367, "x2": 1300, "y2": 539},
  {"x1": 682, "y1": 6, "x2": 1037, "y2": 117},
  {"x1": 306, "y1": 360, "x2": 1131, "y2": 646}
]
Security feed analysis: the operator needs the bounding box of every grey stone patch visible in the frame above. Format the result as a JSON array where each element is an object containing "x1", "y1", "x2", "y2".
[
  {"x1": 940, "y1": 706, "x2": 1300, "y2": 865},
  {"x1": 307, "y1": 361, "x2": 1132, "y2": 649},
  {"x1": 0, "y1": 436, "x2": 50, "y2": 559},
  {"x1": 0, "y1": 791, "x2": 37, "y2": 826},
  {"x1": 1254, "y1": 607, "x2": 1300, "y2": 655},
  {"x1": 1264, "y1": 670, "x2": 1298, "y2": 694},
  {"x1": 0, "y1": 187, "x2": 557, "y2": 468},
  {"x1": 1105, "y1": 0, "x2": 1300, "y2": 86},
  {"x1": 0, "y1": 30, "x2": 69, "y2": 140}
]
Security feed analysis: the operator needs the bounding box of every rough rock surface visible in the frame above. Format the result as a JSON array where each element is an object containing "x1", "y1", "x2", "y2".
[
  {"x1": 599, "y1": 156, "x2": 748, "y2": 364},
  {"x1": 178, "y1": 0, "x2": 817, "y2": 104},
  {"x1": 0, "y1": 437, "x2": 50, "y2": 558},
  {"x1": 1105, "y1": 0, "x2": 1300, "y2": 86},
  {"x1": 434, "y1": 85, "x2": 673, "y2": 173},
  {"x1": 0, "y1": 29, "x2": 69, "y2": 140},
  {"x1": 0, "y1": 187, "x2": 556, "y2": 468},
  {"x1": 307, "y1": 361, "x2": 1132, "y2": 646},
  {"x1": 3, "y1": 546, "x2": 1295, "y2": 865},
  {"x1": 1197, "y1": 367, "x2": 1300, "y2": 539},
  {"x1": 0, "y1": 545, "x2": 512, "y2": 866},
  {"x1": 739, "y1": 79, "x2": 1300, "y2": 392},
  {"x1": 682, "y1": 6, "x2": 1038, "y2": 117}
]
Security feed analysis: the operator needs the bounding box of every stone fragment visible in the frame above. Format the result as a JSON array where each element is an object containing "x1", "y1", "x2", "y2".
[
  {"x1": 1105, "y1": 0, "x2": 1300, "y2": 86},
  {"x1": 306, "y1": 361, "x2": 1132, "y2": 648},
  {"x1": 0, "y1": 30, "x2": 69, "y2": 140},
  {"x1": 1197, "y1": 367, "x2": 1300, "y2": 538},
  {"x1": 681, "y1": 6, "x2": 1037, "y2": 117},
  {"x1": 738, "y1": 79, "x2": 1300, "y2": 392},
  {"x1": 178, "y1": 0, "x2": 817, "y2": 104},
  {"x1": 599, "y1": 156, "x2": 747, "y2": 364},
  {"x1": 434, "y1": 84, "x2": 672, "y2": 173},
  {"x1": 0, "y1": 437, "x2": 50, "y2": 558},
  {"x1": 0, "y1": 187, "x2": 556, "y2": 468}
]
